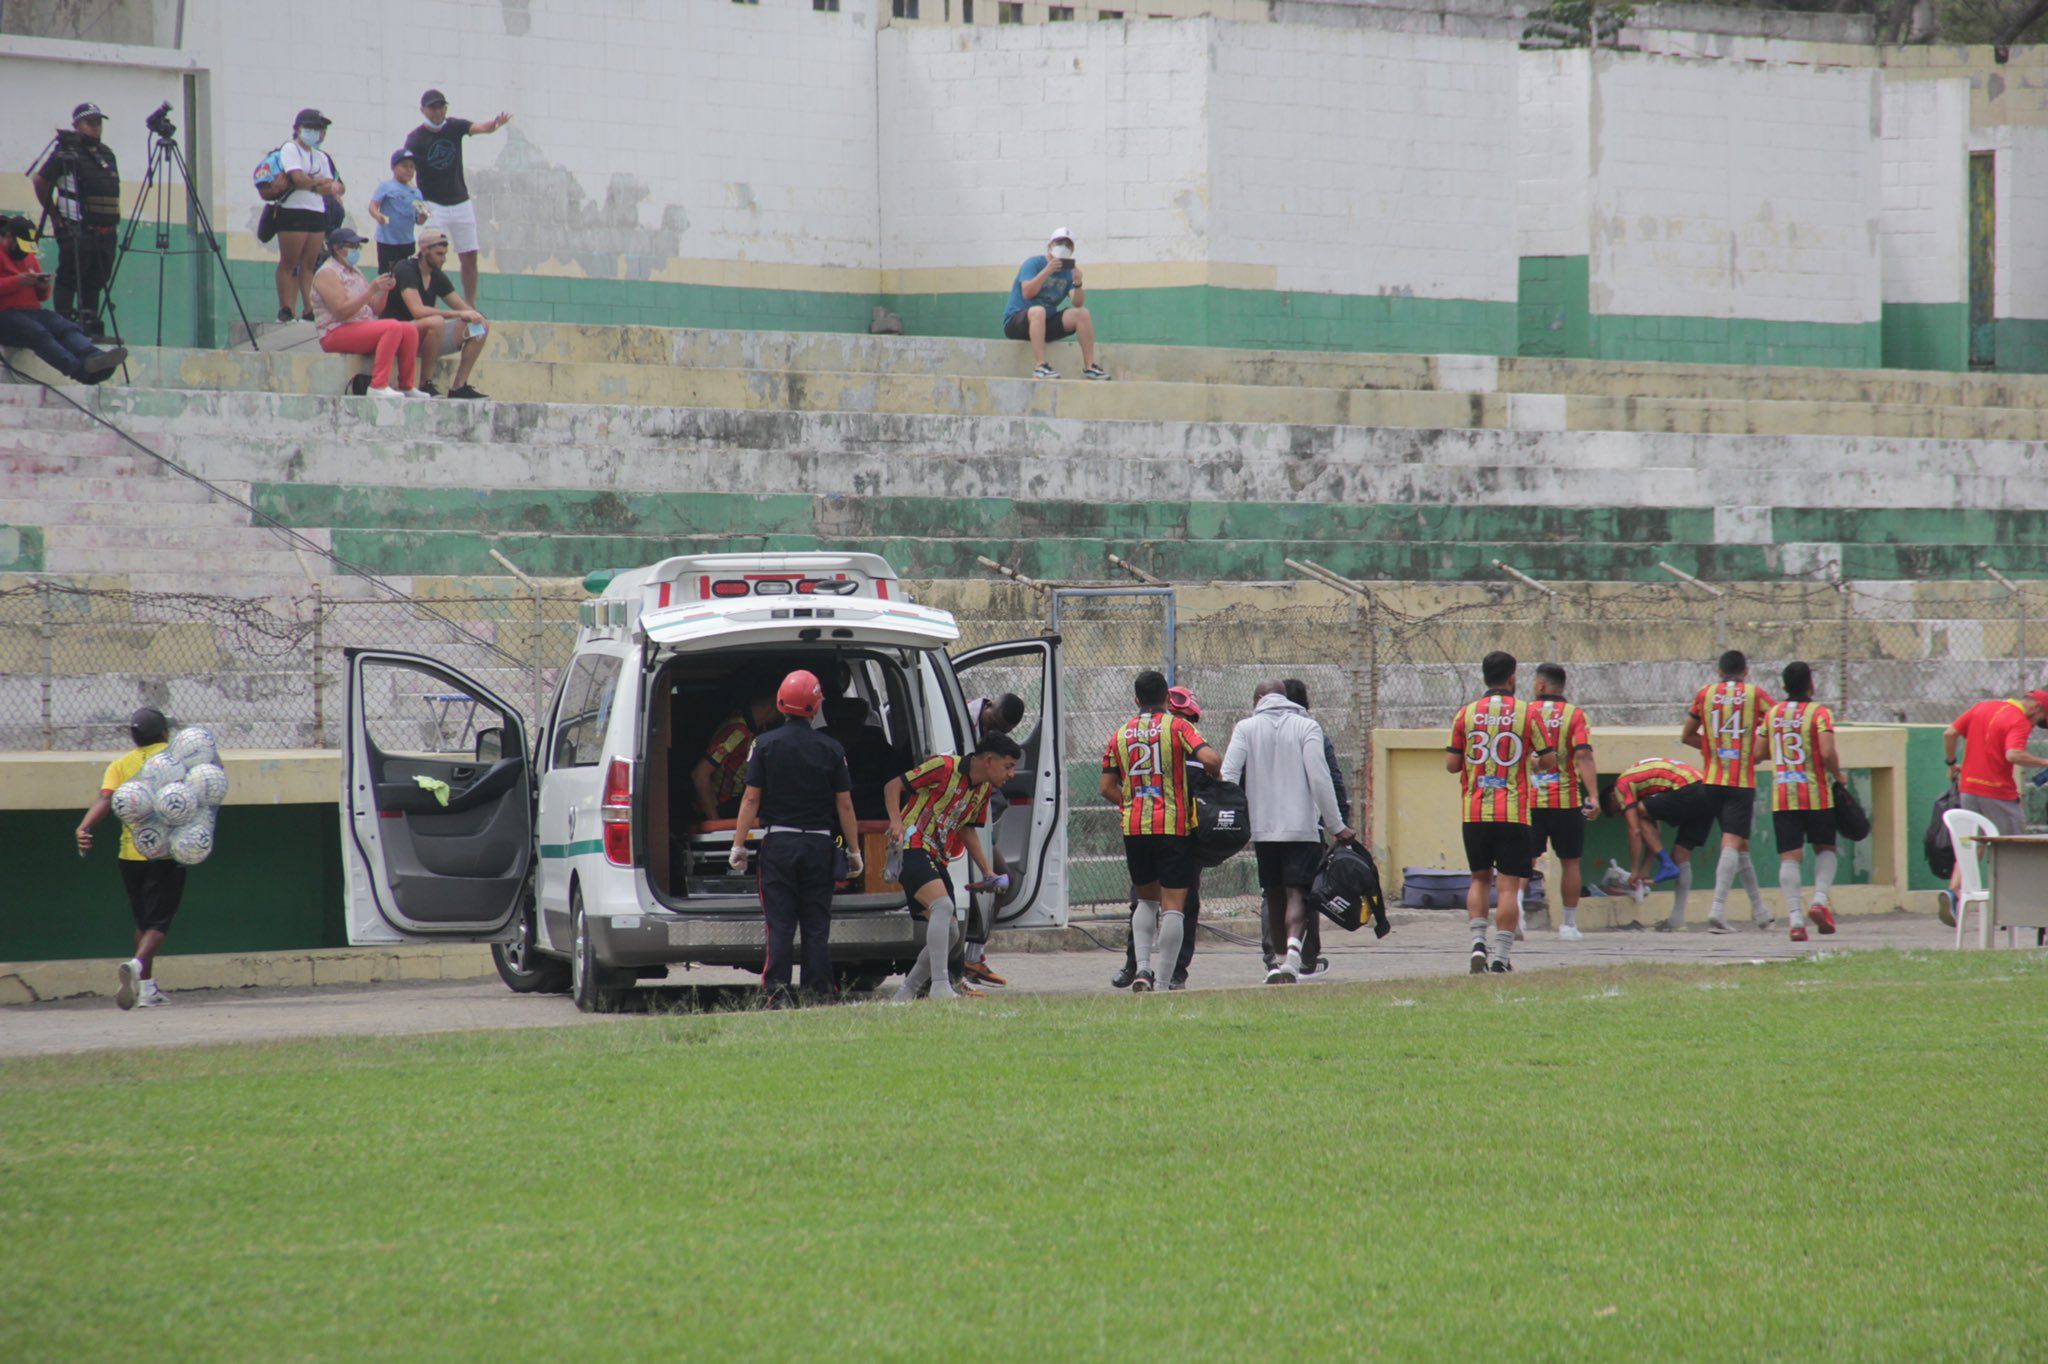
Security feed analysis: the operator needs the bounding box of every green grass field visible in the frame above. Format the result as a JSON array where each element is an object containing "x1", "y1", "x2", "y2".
[{"x1": 4, "y1": 951, "x2": 2045, "y2": 1361}]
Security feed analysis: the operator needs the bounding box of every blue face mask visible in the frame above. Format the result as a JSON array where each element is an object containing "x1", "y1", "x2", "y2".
[
  {"x1": 300, "y1": 128, "x2": 323, "y2": 149},
  {"x1": 343, "y1": 246, "x2": 361, "y2": 266}
]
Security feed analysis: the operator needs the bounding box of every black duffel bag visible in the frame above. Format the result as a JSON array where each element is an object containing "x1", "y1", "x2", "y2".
[
  {"x1": 1313, "y1": 840, "x2": 1391, "y2": 939},
  {"x1": 1190, "y1": 776, "x2": 1251, "y2": 868},
  {"x1": 1832, "y1": 780, "x2": 1872, "y2": 843},
  {"x1": 1923, "y1": 783, "x2": 1960, "y2": 878}
]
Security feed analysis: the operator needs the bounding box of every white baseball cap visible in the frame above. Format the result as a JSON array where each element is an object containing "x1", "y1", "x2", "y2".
[{"x1": 1048, "y1": 225, "x2": 1075, "y2": 246}]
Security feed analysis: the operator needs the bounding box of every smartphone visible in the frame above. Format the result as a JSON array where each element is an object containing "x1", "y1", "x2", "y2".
[{"x1": 465, "y1": 320, "x2": 487, "y2": 339}]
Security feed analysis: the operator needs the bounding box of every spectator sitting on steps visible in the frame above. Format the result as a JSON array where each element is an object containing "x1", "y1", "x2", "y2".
[
  {"x1": 1003, "y1": 226, "x2": 1109, "y2": 382},
  {"x1": 380, "y1": 227, "x2": 490, "y2": 400},
  {"x1": 0, "y1": 213, "x2": 125, "y2": 384},
  {"x1": 311, "y1": 227, "x2": 422, "y2": 399}
]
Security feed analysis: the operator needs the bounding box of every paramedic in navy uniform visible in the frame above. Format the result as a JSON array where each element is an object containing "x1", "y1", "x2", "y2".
[{"x1": 728, "y1": 670, "x2": 864, "y2": 1004}]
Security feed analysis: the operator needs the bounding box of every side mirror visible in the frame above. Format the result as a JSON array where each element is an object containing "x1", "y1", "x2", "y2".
[{"x1": 475, "y1": 726, "x2": 505, "y2": 763}]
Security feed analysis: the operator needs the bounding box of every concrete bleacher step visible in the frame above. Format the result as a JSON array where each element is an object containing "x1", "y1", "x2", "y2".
[
  {"x1": 0, "y1": 498, "x2": 249, "y2": 528},
  {"x1": 38, "y1": 524, "x2": 331, "y2": 578}
]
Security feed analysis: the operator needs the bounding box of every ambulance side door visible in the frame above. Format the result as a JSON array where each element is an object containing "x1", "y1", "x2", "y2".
[
  {"x1": 950, "y1": 635, "x2": 1067, "y2": 929},
  {"x1": 339, "y1": 649, "x2": 534, "y2": 944}
]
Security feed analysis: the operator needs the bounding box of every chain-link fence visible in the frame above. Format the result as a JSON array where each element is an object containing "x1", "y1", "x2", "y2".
[{"x1": 0, "y1": 581, "x2": 579, "y2": 751}]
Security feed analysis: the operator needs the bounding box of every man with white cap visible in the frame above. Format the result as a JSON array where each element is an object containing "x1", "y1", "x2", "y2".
[{"x1": 1003, "y1": 226, "x2": 1109, "y2": 381}]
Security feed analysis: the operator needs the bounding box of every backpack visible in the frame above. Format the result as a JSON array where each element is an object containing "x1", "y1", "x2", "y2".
[
  {"x1": 1313, "y1": 841, "x2": 1390, "y2": 938},
  {"x1": 1923, "y1": 784, "x2": 1960, "y2": 879},
  {"x1": 253, "y1": 147, "x2": 290, "y2": 202},
  {"x1": 1188, "y1": 776, "x2": 1251, "y2": 869},
  {"x1": 1833, "y1": 780, "x2": 1872, "y2": 843}
]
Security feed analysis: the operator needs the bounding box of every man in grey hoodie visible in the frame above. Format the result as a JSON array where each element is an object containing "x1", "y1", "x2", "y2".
[{"x1": 1222, "y1": 680, "x2": 1357, "y2": 984}]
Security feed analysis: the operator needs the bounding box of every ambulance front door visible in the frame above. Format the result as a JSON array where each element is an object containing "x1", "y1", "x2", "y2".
[{"x1": 951, "y1": 635, "x2": 1067, "y2": 929}]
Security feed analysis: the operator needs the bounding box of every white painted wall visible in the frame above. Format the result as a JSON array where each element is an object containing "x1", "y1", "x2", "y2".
[
  {"x1": 179, "y1": 0, "x2": 884, "y2": 276},
  {"x1": 878, "y1": 22, "x2": 1214, "y2": 273},
  {"x1": 0, "y1": 40, "x2": 190, "y2": 215},
  {"x1": 1207, "y1": 23, "x2": 1518, "y2": 302},
  {"x1": 1516, "y1": 50, "x2": 1591, "y2": 260},
  {"x1": 1879, "y1": 78, "x2": 1967, "y2": 307},
  {"x1": 1587, "y1": 52, "x2": 1882, "y2": 326},
  {"x1": 1992, "y1": 125, "x2": 2048, "y2": 320}
]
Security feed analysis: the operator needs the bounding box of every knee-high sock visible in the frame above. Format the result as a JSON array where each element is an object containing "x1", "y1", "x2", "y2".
[
  {"x1": 1814, "y1": 849, "x2": 1838, "y2": 905},
  {"x1": 1469, "y1": 916, "x2": 1488, "y2": 948},
  {"x1": 1668, "y1": 861, "x2": 1694, "y2": 928},
  {"x1": 1711, "y1": 847, "x2": 1741, "y2": 920},
  {"x1": 1739, "y1": 857, "x2": 1766, "y2": 919},
  {"x1": 1779, "y1": 858, "x2": 1806, "y2": 926},
  {"x1": 894, "y1": 947, "x2": 932, "y2": 1002},
  {"x1": 1493, "y1": 927, "x2": 1514, "y2": 966},
  {"x1": 1132, "y1": 900, "x2": 1160, "y2": 974},
  {"x1": 1154, "y1": 909, "x2": 1185, "y2": 985},
  {"x1": 925, "y1": 900, "x2": 958, "y2": 999}
]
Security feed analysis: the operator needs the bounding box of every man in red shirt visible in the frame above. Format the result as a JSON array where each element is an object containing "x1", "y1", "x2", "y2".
[
  {"x1": 1941, "y1": 689, "x2": 2048, "y2": 920},
  {"x1": 0, "y1": 214, "x2": 125, "y2": 383}
]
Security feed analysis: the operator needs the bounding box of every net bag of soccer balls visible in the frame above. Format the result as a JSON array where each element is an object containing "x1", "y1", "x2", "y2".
[{"x1": 111, "y1": 725, "x2": 228, "y2": 866}]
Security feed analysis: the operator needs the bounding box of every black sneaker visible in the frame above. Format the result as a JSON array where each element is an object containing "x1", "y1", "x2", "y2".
[
  {"x1": 1489, "y1": 958, "x2": 1513, "y2": 973},
  {"x1": 1168, "y1": 972, "x2": 1188, "y2": 992},
  {"x1": 80, "y1": 346, "x2": 127, "y2": 379},
  {"x1": 277, "y1": 306, "x2": 295, "y2": 323},
  {"x1": 417, "y1": 380, "x2": 440, "y2": 397},
  {"x1": 1469, "y1": 944, "x2": 1489, "y2": 974},
  {"x1": 1110, "y1": 964, "x2": 1136, "y2": 990},
  {"x1": 448, "y1": 383, "x2": 488, "y2": 400},
  {"x1": 1131, "y1": 969, "x2": 1156, "y2": 994}
]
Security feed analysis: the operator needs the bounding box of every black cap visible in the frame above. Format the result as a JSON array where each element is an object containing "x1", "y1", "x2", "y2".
[
  {"x1": 73, "y1": 102, "x2": 107, "y2": 122},
  {"x1": 420, "y1": 88, "x2": 448, "y2": 108},
  {"x1": 129, "y1": 707, "x2": 168, "y2": 745},
  {"x1": 294, "y1": 107, "x2": 331, "y2": 129},
  {"x1": 325, "y1": 225, "x2": 368, "y2": 248},
  {"x1": 389, "y1": 148, "x2": 415, "y2": 167}
]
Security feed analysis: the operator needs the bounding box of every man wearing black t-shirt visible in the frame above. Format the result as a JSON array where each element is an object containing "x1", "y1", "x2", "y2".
[
  {"x1": 31, "y1": 103, "x2": 121, "y2": 337},
  {"x1": 402, "y1": 88, "x2": 511, "y2": 307},
  {"x1": 380, "y1": 228, "x2": 491, "y2": 399}
]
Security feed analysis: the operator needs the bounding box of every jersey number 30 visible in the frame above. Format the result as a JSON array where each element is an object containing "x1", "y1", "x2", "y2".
[{"x1": 1466, "y1": 731, "x2": 1525, "y2": 768}]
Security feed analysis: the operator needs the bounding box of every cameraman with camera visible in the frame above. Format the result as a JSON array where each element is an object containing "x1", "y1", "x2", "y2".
[
  {"x1": 0, "y1": 213, "x2": 126, "y2": 384},
  {"x1": 30, "y1": 103, "x2": 121, "y2": 339}
]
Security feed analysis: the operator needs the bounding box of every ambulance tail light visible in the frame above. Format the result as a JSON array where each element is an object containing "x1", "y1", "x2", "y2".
[{"x1": 602, "y1": 758, "x2": 635, "y2": 866}]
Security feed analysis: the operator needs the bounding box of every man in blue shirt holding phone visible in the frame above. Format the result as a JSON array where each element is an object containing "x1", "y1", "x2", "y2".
[
  {"x1": 380, "y1": 226, "x2": 491, "y2": 399},
  {"x1": 1002, "y1": 226, "x2": 1109, "y2": 381}
]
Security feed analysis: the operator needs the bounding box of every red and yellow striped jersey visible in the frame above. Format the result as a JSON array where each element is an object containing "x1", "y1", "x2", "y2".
[
  {"x1": 1449, "y1": 692, "x2": 1543, "y2": 824},
  {"x1": 704, "y1": 715, "x2": 756, "y2": 805},
  {"x1": 1766, "y1": 700, "x2": 1836, "y2": 812},
  {"x1": 1612, "y1": 758, "x2": 1703, "y2": 808},
  {"x1": 898, "y1": 753, "x2": 992, "y2": 855},
  {"x1": 1102, "y1": 711, "x2": 1207, "y2": 836},
  {"x1": 1688, "y1": 680, "x2": 1775, "y2": 788},
  {"x1": 1528, "y1": 698, "x2": 1593, "y2": 811}
]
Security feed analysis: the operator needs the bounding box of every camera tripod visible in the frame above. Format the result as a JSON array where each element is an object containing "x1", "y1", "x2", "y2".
[{"x1": 106, "y1": 109, "x2": 259, "y2": 352}]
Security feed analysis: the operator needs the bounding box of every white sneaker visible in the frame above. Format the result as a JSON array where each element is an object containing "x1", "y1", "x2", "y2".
[
  {"x1": 1707, "y1": 918, "x2": 1734, "y2": 934},
  {"x1": 1296, "y1": 958, "x2": 1331, "y2": 983},
  {"x1": 116, "y1": 958, "x2": 141, "y2": 1011},
  {"x1": 1265, "y1": 961, "x2": 1297, "y2": 984},
  {"x1": 403, "y1": 388, "x2": 432, "y2": 398},
  {"x1": 1557, "y1": 924, "x2": 1585, "y2": 941},
  {"x1": 137, "y1": 983, "x2": 168, "y2": 1008},
  {"x1": 367, "y1": 385, "x2": 404, "y2": 398}
]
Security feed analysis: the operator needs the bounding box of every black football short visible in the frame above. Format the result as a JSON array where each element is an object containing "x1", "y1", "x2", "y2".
[
  {"x1": 1462, "y1": 821, "x2": 1534, "y2": 878},
  {"x1": 1642, "y1": 784, "x2": 1718, "y2": 851},
  {"x1": 1528, "y1": 808, "x2": 1586, "y2": 861},
  {"x1": 898, "y1": 848, "x2": 954, "y2": 914},
  {"x1": 1253, "y1": 840, "x2": 1324, "y2": 891},
  {"x1": 119, "y1": 859, "x2": 187, "y2": 934},
  {"x1": 1702, "y1": 784, "x2": 1756, "y2": 839},
  {"x1": 1772, "y1": 808, "x2": 1838, "y2": 853},
  {"x1": 1125, "y1": 833, "x2": 1197, "y2": 892}
]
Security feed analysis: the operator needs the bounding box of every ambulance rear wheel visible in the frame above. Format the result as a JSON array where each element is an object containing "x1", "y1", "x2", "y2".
[{"x1": 570, "y1": 887, "x2": 630, "y2": 1014}]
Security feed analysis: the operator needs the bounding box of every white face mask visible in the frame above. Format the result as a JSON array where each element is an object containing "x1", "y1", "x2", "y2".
[
  {"x1": 299, "y1": 128, "x2": 323, "y2": 149},
  {"x1": 423, "y1": 115, "x2": 447, "y2": 131}
]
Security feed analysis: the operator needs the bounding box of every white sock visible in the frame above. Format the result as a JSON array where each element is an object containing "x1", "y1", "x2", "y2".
[
  {"x1": 925, "y1": 901, "x2": 958, "y2": 999},
  {"x1": 1814, "y1": 849, "x2": 1838, "y2": 905},
  {"x1": 1469, "y1": 917, "x2": 1488, "y2": 948},
  {"x1": 1155, "y1": 910, "x2": 1185, "y2": 985},
  {"x1": 1668, "y1": 862, "x2": 1693, "y2": 928},
  {"x1": 1561, "y1": 903, "x2": 1577, "y2": 929},
  {"x1": 1493, "y1": 927, "x2": 1514, "y2": 965},
  {"x1": 1739, "y1": 858, "x2": 1766, "y2": 919},
  {"x1": 1711, "y1": 848, "x2": 1740, "y2": 920},
  {"x1": 1780, "y1": 859, "x2": 1806, "y2": 926},
  {"x1": 1132, "y1": 900, "x2": 1160, "y2": 974},
  {"x1": 1285, "y1": 934, "x2": 1303, "y2": 968}
]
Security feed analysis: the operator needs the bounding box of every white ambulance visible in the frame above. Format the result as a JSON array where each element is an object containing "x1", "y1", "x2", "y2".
[{"x1": 338, "y1": 552, "x2": 1068, "y2": 1010}]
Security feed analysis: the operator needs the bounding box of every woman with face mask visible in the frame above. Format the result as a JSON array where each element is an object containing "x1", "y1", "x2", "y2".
[
  {"x1": 311, "y1": 227, "x2": 422, "y2": 397},
  {"x1": 273, "y1": 108, "x2": 345, "y2": 323}
]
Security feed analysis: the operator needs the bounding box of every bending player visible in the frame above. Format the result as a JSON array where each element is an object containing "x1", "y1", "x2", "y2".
[
  {"x1": 884, "y1": 734, "x2": 1022, "y2": 1002},
  {"x1": 1102, "y1": 671, "x2": 1221, "y2": 994},
  {"x1": 1601, "y1": 758, "x2": 1713, "y2": 931},
  {"x1": 1755, "y1": 661, "x2": 1844, "y2": 942}
]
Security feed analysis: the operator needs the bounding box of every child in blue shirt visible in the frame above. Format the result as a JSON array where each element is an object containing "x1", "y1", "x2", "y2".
[{"x1": 368, "y1": 149, "x2": 429, "y2": 272}]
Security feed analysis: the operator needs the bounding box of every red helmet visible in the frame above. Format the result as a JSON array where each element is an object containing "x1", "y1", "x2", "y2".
[
  {"x1": 776, "y1": 670, "x2": 824, "y2": 718},
  {"x1": 1166, "y1": 685, "x2": 1201, "y2": 721}
]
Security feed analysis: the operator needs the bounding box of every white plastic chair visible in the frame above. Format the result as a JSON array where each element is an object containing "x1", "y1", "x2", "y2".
[{"x1": 1942, "y1": 808, "x2": 2015, "y2": 948}]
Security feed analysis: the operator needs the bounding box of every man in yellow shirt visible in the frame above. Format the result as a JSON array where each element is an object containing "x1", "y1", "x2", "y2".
[{"x1": 74, "y1": 708, "x2": 186, "y2": 1010}]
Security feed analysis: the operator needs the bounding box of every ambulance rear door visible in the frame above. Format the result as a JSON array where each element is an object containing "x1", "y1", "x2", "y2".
[{"x1": 951, "y1": 635, "x2": 1067, "y2": 930}]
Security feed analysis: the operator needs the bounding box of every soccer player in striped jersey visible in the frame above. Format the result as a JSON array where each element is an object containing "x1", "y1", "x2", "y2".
[
  {"x1": 884, "y1": 734, "x2": 1022, "y2": 1003},
  {"x1": 1446, "y1": 651, "x2": 1557, "y2": 973},
  {"x1": 1101, "y1": 670, "x2": 1222, "y2": 993},
  {"x1": 1600, "y1": 757, "x2": 1714, "y2": 931},
  {"x1": 1527, "y1": 663, "x2": 1598, "y2": 941},
  {"x1": 1755, "y1": 661, "x2": 1844, "y2": 942},
  {"x1": 1681, "y1": 650, "x2": 1775, "y2": 932}
]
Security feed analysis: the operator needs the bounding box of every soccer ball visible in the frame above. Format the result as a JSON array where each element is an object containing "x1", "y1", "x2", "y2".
[
  {"x1": 130, "y1": 821, "x2": 173, "y2": 860},
  {"x1": 111, "y1": 780, "x2": 155, "y2": 826},
  {"x1": 169, "y1": 817, "x2": 215, "y2": 866},
  {"x1": 166, "y1": 725, "x2": 219, "y2": 769},
  {"x1": 184, "y1": 763, "x2": 229, "y2": 806},
  {"x1": 154, "y1": 781, "x2": 199, "y2": 827},
  {"x1": 140, "y1": 753, "x2": 186, "y2": 789}
]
